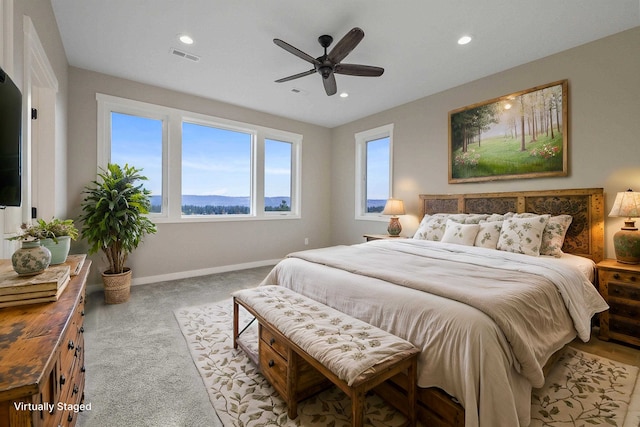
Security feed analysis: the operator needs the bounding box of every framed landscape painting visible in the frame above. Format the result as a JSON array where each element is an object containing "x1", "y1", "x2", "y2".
[{"x1": 449, "y1": 80, "x2": 568, "y2": 183}]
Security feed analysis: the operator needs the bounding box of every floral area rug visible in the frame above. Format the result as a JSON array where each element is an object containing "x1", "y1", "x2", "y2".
[{"x1": 175, "y1": 299, "x2": 640, "y2": 427}]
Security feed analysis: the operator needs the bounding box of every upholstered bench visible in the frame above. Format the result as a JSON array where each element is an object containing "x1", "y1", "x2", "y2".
[{"x1": 232, "y1": 285, "x2": 419, "y2": 427}]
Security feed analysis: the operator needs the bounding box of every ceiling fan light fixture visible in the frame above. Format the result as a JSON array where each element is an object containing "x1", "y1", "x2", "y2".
[
  {"x1": 457, "y1": 35, "x2": 472, "y2": 45},
  {"x1": 339, "y1": 92, "x2": 349, "y2": 98}
]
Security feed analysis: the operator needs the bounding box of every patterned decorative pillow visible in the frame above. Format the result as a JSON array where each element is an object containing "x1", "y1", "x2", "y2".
[
  {"x1": 413, "y1": 213, "x2": 490, "y2": 240},
  {"x1": 541, "y1": 215, "x2": 573, "y2": 257},
  {"x1": 459, "y1": 213, "x2": 490, "y2": 224},
  {"x1": 474, "y1": 220, "x2": 504, "y2": 249},
  {"x1": 497, "y1": 215, "x2": 550, "y2": 256},
  {"x1": 413, "y1": 214, "x2": 450, "y2": 241},
  {"x1": 485, "y1": 212, "x2": 515, "y2": 222},
  {"x1": 513, "y1": 213, "x2": 573, "y2": 257},
  {"x1": 441, "y1": 220, "x2": 481, "y2": 246}
]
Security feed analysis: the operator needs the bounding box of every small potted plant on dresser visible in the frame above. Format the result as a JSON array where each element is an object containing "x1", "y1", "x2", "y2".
[
  {"x1": 28, "y1": 218, "x2": 79, "y2": 264},
  {"x1": 79, "y1": 163, "x2": 157, "y2": 304},
  {"x1": 7, "y1": 218, "x2": 79, "y2": 271}
]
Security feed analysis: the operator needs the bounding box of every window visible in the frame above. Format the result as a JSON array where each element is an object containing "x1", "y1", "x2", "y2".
[
  {"x1": 182, "y1": 121, "x2": 252, "y2": 215},
  {"x1": 355, "y1": 124, "x2": 394, "y2": 220},
  {"x1": 264, "y1": 139, "x2": 292, "y2": 213},
  {"x1": 97, "y1": 94, "x2": 301, "y2": 222},
  {"x1": 110, "y1": 112, "x2": 164, "y2": 213}
]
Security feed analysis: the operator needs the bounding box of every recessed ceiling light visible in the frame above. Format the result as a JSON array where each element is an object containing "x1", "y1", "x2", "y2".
[
  {"x1": 339, "y1": 92, "x2": 349, "y2": 98},
  {"x1": 179, "y1": 34, "x2": 194, "y2": 45},
  {"x1": 457, "y1": 35, "x2": 472, "y2": 45}
]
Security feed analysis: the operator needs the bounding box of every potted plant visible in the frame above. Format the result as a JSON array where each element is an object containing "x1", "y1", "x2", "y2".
[
  {"x1": 7, "y1": 218, "x2": 79, "y2": 267},
  {"x1": 79, "y1": 163, "x2": 157, "y2": 304}
]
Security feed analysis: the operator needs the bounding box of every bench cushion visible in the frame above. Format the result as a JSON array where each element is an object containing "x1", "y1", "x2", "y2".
[{"x1": 233, "y1": 285, "x2": 418, "y2": 386}]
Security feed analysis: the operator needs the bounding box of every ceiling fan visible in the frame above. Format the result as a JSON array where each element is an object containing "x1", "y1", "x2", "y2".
[{"x1": 273, "y1": 27, "x2": 384, "y2": 96}]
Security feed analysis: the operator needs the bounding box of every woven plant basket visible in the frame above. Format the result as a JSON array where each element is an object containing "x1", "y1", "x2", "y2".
[{"x1": 102, "y1": 268, "x2": 132, "y2": 304}]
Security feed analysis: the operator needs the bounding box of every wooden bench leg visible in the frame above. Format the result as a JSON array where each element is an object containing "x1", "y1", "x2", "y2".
[
  {"x1": 351, "y1": 387, "x2": 365, "y2": 427},
  {"x1": 407, "y1": 358, "x2": 417, "y2": 427},
  {"x1": 287, "y1": 349, "x2": 299, "y2": 419},
  {"x1": 233, "y1": 297, "x2": 239, "y2": 349}
]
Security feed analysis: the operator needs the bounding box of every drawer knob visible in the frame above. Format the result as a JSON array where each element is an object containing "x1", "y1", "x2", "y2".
[
  {"x1": 269, "y1": 338, "x2": 276, "y2": 345},
  {"x1": 60, "y1": 374, "x2": 66, "y2": 385},
  {"x1": 68, "y1": 340, "x2": 75, "y2": 350},
  {"x1": 81, "y1": 365, "x2": 86, "y2": 373},
  {"x1": 632, "y1": 276, "x2": 637, "y2": 282},
  {"x1": 81, "y1": 310, "x2": 85, "y2": 317},
  {"x1": 68, "y1": 414, "x2": 73, "y2": 422},
  {"x1": 80, "y1": 326, "x2": 85, "y2": 333},
  {"x1": 613, "y1": 273, "x2": 621, "y2": 280},
  {"x1": 268, "y1": 359, "x2": 275, "y2": 368},
  {"x1": 75, "y1": 346, "x2": 82, "y2": 357}
]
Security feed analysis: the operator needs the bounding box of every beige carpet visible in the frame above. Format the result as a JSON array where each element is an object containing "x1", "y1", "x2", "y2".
[{"x1": 175, "y1": 299, "x2": 640, "y2": 427}]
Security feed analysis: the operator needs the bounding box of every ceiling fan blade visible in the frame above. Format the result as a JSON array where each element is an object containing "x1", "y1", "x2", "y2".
[
  {"x1": 327, "y1": 27, "x2": 364, "y2": 64},
  {"x1": 273, "y1": 39, "x2": 320, "y2": 65},
  {"x1": 275, "y1": 69, "x2": 317, "y2": 83},
  {"x1": 334, "y1": 63, "x2": 384, "y2": 77},
  {"x1": 323, "y1": 72, "x2": 337, "y2": 96}
]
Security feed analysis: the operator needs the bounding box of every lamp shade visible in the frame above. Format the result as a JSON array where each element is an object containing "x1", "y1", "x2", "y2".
[
  {"x1": 382, "y1": 198, "x2": 405, "y2": 216},
  {"x1": 609, "y1": 190, "x2": 640, "y2": 218},
  {"x1": 609, "y1": 189, "x2": 640, "y2": 264}
]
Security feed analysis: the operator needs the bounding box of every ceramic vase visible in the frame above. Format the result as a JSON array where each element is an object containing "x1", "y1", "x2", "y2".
[
  {"x1": 11, "y1": 240, "x2": 51, "y2": 275},
  {"x1": 40, "y1": 236, "x2": 71, "y2": 265}
]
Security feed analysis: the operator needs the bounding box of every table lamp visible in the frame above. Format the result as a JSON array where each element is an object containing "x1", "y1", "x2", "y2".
[
  {"x1": 609, "y1": 189, "x2": 640, "y2": 264},
  {"x1": 382, "y1": 198, "x2": 405, "y2": 236}
]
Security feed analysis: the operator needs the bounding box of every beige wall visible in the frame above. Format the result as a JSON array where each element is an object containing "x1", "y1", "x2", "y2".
[
  {"x1": 66, "y1": 68, "x2": 333, "y2": 285},
  {"x1": 9, "y1": 3, "x2": 640, "y2": 285},
  {"x1": 331, "y1": 26, "x2": 640, "y2": 260}
]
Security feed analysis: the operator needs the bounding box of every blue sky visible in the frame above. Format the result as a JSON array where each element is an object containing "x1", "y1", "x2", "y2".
[
  {"x1": 111, "y1": 113, "x2": 292, "y2": 197},
  {"x1": 366, "y1": 137, "x2": 390, "y2": 200}
]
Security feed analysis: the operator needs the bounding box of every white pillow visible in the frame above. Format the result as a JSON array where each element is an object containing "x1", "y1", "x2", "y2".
[
  {"x1": 441, "y1": 220, "x2": 480, "y2": 246},
  {"x1": 474, "y1": 220, "x2": 503, "y2": 249},
  {"x1": 413, "y1": 214, "x2": 450, "y2": 241},
  {"x1": 497, "y1": 215, "x2": 550, "y2": 256}
]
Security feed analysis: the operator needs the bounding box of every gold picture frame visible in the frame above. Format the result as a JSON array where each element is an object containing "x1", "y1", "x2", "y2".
[{"x1": 449, "y1": 80, "x2": 568, "y2": 183}]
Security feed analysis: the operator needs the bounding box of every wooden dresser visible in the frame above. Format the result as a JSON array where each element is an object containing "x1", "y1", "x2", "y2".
[
  {"x1": 597, "y1": 259, "x2": 640, "y2": 346},
  {"x1": 0, "y1": 260, "x2": 91, "y2": 427}
]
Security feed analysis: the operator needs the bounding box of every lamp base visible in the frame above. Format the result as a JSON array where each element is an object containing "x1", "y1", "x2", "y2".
[
  {"x1": 387, "y1": 217, "x2": 402, "y2": 236},
  {"x1": 613, "y1": 226, "x2": 640, "y2": 264}
]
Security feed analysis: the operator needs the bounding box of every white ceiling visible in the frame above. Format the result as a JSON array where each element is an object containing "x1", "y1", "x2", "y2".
[{"x1": 51, "y1": 0, "x2": 640, "y2": 128}]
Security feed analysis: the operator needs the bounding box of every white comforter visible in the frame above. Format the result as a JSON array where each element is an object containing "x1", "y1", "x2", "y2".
[{"x1": 259, "y1": 239, "x2": 608, "y2": 427}]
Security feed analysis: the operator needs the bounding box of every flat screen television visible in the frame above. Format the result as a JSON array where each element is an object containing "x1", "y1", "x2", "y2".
[{"x1": 0, "y1": 66, "x2": 22, "y2": 207}]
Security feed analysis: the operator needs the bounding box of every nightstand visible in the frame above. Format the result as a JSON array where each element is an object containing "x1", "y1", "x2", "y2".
[
  {"x1": 596, "y1": 259, "x2": 640, "y2": 347},
  {"x1": 363, "y1": 234, "x2": 409, "y2": 242}
]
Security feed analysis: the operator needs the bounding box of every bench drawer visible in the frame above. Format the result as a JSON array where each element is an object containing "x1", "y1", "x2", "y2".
[
  {"x1": 260, "y1": 324, "x2": 288, "y2": 361},
  {"x1": 259, "y1": 340, "x2": 288, "y2": 398}
]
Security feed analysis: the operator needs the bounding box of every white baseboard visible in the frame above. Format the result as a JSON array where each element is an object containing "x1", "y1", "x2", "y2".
[{"x1": 86, "y1": 258, "x2": 281, "y2": 295}]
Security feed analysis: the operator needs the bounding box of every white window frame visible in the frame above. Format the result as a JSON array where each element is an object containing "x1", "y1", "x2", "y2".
[
  {"x1": 96, "y1": 94, "x2": 302, "y2": 223},
  {"x1": 354, "y1": 124, "x2": 394, "y2": 221}
]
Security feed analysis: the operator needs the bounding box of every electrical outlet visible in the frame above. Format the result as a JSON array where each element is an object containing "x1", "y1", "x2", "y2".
[{"x1": 304, "y1": 238, "x2": 309, "y2": 245}]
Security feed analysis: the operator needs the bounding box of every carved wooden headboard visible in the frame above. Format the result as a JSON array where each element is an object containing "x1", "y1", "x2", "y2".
[{"x1": 419, "y1": 188, "x2": 604, "y2": 263}]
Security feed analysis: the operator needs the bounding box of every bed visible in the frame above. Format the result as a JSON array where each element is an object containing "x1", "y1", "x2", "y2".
[{"x1": 258, "y1": 188, "x2": 608, "y2": 427}]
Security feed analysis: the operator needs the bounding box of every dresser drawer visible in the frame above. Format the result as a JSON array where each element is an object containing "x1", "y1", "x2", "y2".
[
  {"x1": 260, "y1": 325, "x2": 288, "y2": 361},
  {"x1": 602, "y1": 269, "x2": 640, "y2": 284},
  {"x1": 608, "y1": 282, "x2": 640, "y2": 301},
  {"x1": 259, "y1": 341, "x2": 288, "y2": 398},
  {"x1": 609, "y1": 297, "x2": 640, "y2": 319},
  {"x1": 609, "y1": 315, "x2": 640, "y2": 340}
]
